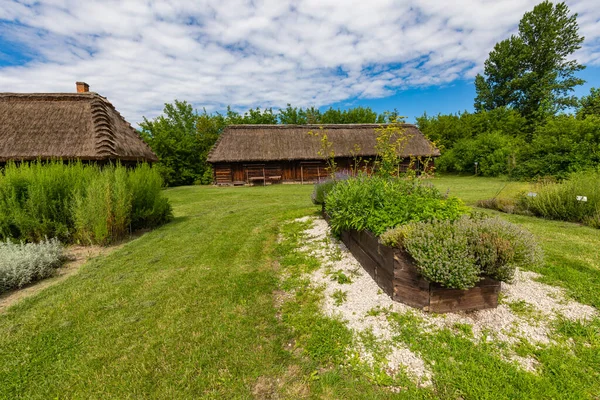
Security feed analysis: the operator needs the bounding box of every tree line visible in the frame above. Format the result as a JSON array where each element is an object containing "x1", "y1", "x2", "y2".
[
  {"x1": 419, "y1": 1, "x2": 600, "y2": 179},
  {"x1": 141, "y1": 1, "x2": 600, "y2": 186}
]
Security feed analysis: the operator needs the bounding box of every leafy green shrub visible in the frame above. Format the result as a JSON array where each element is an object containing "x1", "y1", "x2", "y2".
[
  {"x1": 325, "y1": 176, "x2": 468, "y2": 235},
  {"x1": 520, "y1": 169, "x2": 600, "y2": 227},
  {"x1": 311, "y1": 180, "x2": 337, "y2": 205},
  {"x1": 0, "y1": 238, "x2": 64, "y2": 294},
  {"x1": 383, "y1": 216, "x2": 542, "y2": 289},
  {"x1": 0, "y1": 161, "x2": 173, "y2": 245},
  {"x1": 511, "y1": 115, "x2": 600, "y2": 179},
  {"x1": 436, "y1": 132, "x2": 521, "y2": 177}
]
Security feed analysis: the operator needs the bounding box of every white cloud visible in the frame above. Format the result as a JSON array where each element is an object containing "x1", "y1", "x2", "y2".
[{"x1": 0, "y1": 0, "x2": 599, "y2": 123}]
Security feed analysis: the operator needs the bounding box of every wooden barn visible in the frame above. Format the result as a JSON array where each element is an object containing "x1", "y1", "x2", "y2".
[
  {"x1": 207, "y1": 124, "x2": 440, "y2": 185},
  {"x1": 0, "y1": 82, "x2": 158, "y2": 166}
]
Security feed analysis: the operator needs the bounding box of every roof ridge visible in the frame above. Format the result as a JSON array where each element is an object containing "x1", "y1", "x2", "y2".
[
  {"x1": 90, "y1": 97, "x2": 118, "y2": 158},
  {"x1": 226, "y1": 123, "x2": 417, "y2": 129}
]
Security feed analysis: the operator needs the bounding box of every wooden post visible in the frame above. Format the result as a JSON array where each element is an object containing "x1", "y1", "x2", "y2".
[
  {"x1": 301, "y1": 165, "x2": 304, "y2": 185},
  {"x1": 317, "y1": 166, "x2": 320, "y2": 183}
]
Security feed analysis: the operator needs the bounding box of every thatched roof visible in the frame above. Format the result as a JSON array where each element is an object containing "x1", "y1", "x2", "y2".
[
  {"x1": 0, "y1": 93, "x2": 158, "y2": 163},
  {"x1": 207, "y1": 124, "x2": 439, "y2": 163}
]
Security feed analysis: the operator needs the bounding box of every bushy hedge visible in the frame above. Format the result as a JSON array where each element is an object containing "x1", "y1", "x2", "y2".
[
  {"x1": 381, "y1": 216, "x2": 543, "y2": 289},
  {"x1": 0, "y1": 238, "x2": 64, "y2": 294},
  {"x1": 436, "y1": 132, "x2": 522, "y2": 177},
  {"x1": 325, "y1": 176, "x2": 468, "y2": 235},
  {"x1": 0, "y1": 161, "x2": 173, "y2": 245}
]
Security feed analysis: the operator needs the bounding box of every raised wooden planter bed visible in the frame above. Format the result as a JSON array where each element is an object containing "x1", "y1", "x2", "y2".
[{"x1": 339, "y1": 228, "x2": 501, "y2": 313}]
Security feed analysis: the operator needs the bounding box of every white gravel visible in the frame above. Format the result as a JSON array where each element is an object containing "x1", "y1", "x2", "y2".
[{"x1": 294, "y1": 217, "x2": 597, "y2": 379}]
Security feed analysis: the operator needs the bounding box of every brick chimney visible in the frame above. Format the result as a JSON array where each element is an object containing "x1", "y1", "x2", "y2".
[{"x1": 76, "y1": 82, "x2": 90, "y2": 93}]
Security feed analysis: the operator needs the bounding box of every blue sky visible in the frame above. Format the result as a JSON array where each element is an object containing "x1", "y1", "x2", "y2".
[{"x1": 1, "y1": 0, "x2": 599, "y2": 125}]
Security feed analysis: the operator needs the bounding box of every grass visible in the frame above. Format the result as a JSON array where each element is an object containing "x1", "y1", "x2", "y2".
[
  {"x1": 428, "y1": 174, "x2": 532, "y2": 205},
  {"x1": 0, "y1": 175, "x2": 599, "y2": 398}
]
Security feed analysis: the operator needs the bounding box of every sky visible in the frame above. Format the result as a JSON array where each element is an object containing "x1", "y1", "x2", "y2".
[{"x1": 1, "y1": 0, "x2": 600, "y2": 125}]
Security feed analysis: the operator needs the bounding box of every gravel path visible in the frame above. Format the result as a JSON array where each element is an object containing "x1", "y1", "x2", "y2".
[{"x1": 295, "y1": 217, "x2": 597, "y2": 379}]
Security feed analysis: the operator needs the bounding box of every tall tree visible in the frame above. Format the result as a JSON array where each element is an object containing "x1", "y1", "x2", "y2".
[
  {"x1": 577, "y1": 87, "x2": 600, "y2": 119},
  {"x1": 140, "y1": 101, "x2": 210, "y2": 186},
  {"x1": 474, "y1": 1, "x2": 585, "y2": 121}
]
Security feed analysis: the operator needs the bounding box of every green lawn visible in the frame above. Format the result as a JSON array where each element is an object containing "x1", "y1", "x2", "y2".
[
  {"x1": 429, "y1": 174, "x2": 532, "y2": 205},
  {"x1": 0, "y1": 177, "x2": 598, "y2": 399}
]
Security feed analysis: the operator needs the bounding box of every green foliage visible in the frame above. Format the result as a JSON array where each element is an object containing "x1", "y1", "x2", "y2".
[
  {"x1": 421, "y1": 111, "x2": 600, "y2": 179},
  {"x1": 465, "y1": 216, "x2": 543, "y2": 282},
  {"x1": 401, "y1": 218, "x2": 481, "y2": 289},
  {"x1": 577, "y1": 87, "x2": 600, "y2": 119},
  {"x1": 330, "y1": 270, "x2": 352, "y2": 284},
  {"x1": 311, "y1": 180, "x2": 337, "y2": 205},
  {"x1": 379, "y1": 224, "x2": 413, "y2": 247},
  {"x1": 140, "y1": 100, "x2": 217, "y2": 186},
  {"x1": 373, "y1": 121, "x2": 411, "y2": 178},
  {"x1": 416, "y1": 107, "x2": 527, "y2": 150},
  {"x1": 0, "y1": 238, "x2": 64, "y2": 294},
  {"x1": 387, "y1": 216, "x2": 542, "y2": 289},
  {"x1": 521, "y1": 168, "x2": 600, "y2": 227},
  {"x1": 512, "y1": 115, "x2": 600, "y2": 178},
  {"x1": 475, "y1": 1, "x2": 585, "y2": 121},
  {"x1": 325, "y1": 176, "x2": 468, "y2": 236},
  {"x1": 332, "y1": 289, "x2": 348, "y2": 306},
  {"x1": 0, "y1": 161, "x2": 172, "y2": 245},
  {"x1": 437, "y1": 132, "x2": 522, "y2": 177}
]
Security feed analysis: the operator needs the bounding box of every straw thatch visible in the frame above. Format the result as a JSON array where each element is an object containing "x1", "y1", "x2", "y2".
[
  {"x1": 207, "y1": 124, "x2": 439, "y2": 163},
  {"x1": 0, "y1": 93, "x2": 158, "y2": 163}
]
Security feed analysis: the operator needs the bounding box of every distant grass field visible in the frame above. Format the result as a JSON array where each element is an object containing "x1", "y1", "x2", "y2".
[
  {"x1": 0, "y1": 176, "x2": 598, "y2": 399},
  {"x1": 428, "y1": 174, "x2": 532, "y2": 204}
]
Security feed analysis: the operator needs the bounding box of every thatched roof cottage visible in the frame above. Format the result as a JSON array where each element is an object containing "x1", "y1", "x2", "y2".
[
  {"x1": 0, "y1": 82, "x2": 158, "y2": 165},
  {"x1": 207, "y1": 124, "x2": 439, "y2": 185}
]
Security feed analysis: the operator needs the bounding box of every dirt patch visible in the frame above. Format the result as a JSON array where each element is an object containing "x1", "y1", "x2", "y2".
[
  {"x1": 0, "y1": 244, "x2": 121, "y2": 313},
  {"x1": 252, "y1": 365, "x2": 309, "y2": 400}
]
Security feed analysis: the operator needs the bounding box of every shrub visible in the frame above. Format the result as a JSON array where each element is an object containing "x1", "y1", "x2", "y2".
[
  {"x1": 476, "y1": 197, "x2": 521, "y2": 214},
  {"x1": 383, "y1": 216, "x2": 542, "y2": 289},
  {"x1": 466, "y1": 216, "x2": 543, "y2": 282},
  {"x1": 311, "y1": 180, "x2": 336, "y2": 205},
  {"x1": 325, "y1": 175, "x2": 468, "y2": 235},
  {"x1": 511, "y1": 115, "x2": 600, "y2": 179},
  {"x1": 0, "y1": 161, "x2": 173, "y2": 245},
  {"x1": 311, "y1": 172, "x2": 351, "y2": 205},
  {"x1": 401, "y1": 218, "x2": 481, "y2": 289},
  {"x1": 0, "y1": 238, "x2": 64, "y2": 294},
  {"x1": 436, "y1": 132, "x2": 521, "y2": 177},
  {"x1": 520, "y1": 169, "x2": 600, "y2": 227}
]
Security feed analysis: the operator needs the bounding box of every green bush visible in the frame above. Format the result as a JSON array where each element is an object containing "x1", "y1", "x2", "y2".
[
  {"x1": 311, "y1": 180, "x2": 337, "y2": 205},
  {"x1": 0, "y1": 161, "x2": 173, "y2": 245},
  {"x1": 436, "y1": 132, "x2": 522, "y2": 177},
  {"x1": 520, "y1": 169, "x2": 600, "y2": 227},
  {"x1": 511, "y1": 115, "x2": 600, "y2": 179},
  {"x1": 383, "y1": 216, "x2": 543, "y2": 289},
  {"x1": 0, "y1": 238, "x2": 64, "y2": 294},
  {"x1": 325, "y1": 176, "x2": 468, "y2": 235}
]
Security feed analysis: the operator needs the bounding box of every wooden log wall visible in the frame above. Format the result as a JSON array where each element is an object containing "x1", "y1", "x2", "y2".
[{"x1": 212, "y1": 156, "x2": 434, "y2": 185}]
